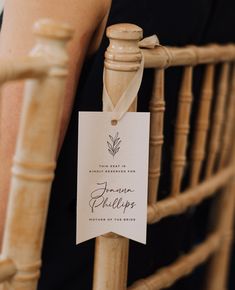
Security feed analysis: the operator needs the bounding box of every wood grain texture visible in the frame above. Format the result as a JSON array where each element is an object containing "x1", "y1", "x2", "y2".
[
  {"x1": 205, "y1": 68, "x2": 235, "y2": 290},
  {"x1": 171, "y1": 66, "x2": 193, "y2": 195},
  {"x1": 205, "y1": 63, "x2": 229, "y2": 178},
  {"x1": 128, "y1": 232, "x2": 221, "y2": 290},
  {"x1": 148, "y1": 69, "x2": 165, "y2": 203},
  {"x1": 205, "y1": 130, "x2": 235, "y2": 290},
  {"x1": 217, "y1": 64, "x2": 235, "y2": 169},
  {"x1": 205, "y1": 179, "x2": 235, "y2": 290},
  {"x1": 92, "y1": 23, "x2": 143, "y2": 290},
  {"x1": 142, "y1": 44, "x2": 235, "y2": 68},
  {"x1": 189, "y1": 64, "x2": 215, "y2": 186},
  {"x1": 93, "y1": 234, "x2": 129, "y2": 290},
  {"x1": 1, "y1": 19, "x2": 73, "y2": 290},
  {"x1": 0, "y1": 258, "x2": 16, "y2": 283},
  {"x1": 148, "y1": 166, "x2": 234, "y2": 224}
]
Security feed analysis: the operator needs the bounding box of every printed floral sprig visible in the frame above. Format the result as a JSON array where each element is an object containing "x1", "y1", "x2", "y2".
[{"x1": 107, "y1": 132, "x2": 121, "y2": 158}]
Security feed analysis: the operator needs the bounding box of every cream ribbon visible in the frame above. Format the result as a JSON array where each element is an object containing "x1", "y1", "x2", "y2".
[
  {"x1": 102, "y1": 35, "x2": 160, "y2": 122},
  {"x1": 138, "y1": 34, "x2": 160, "y2": 48}
]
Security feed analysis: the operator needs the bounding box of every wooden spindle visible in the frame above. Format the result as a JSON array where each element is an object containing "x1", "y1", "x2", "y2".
[
  {"x1": 1, "y1": 19, "x2": 73, "y2": 290},
  {"x1": 128, "y1": 232, "x2": 220, "y2": 290},
  {"x1": 171, "y1": 66, "x2": 193, "y2": 195},
  {"x1": 92, "y1": 24, "x2": 143, "y2": 290},
  {"x1": 190, "y1": 64, "x2": 214, "y2": 186},
  {"x1": 205, "y1": 75, "x2": 235, "y2": 290},
  {"x1": 142, "y1": 44, "x2": 235, "y2": 68},
  {"x1": 205, "y1": 179, "x2": 235, "y2": 290},
  {"x1": 147, "y1": 166, "x2": 234, "y2": 224},
  {"x1": 205, "y1": 63, "x2": 229, "y2": 178},
  {"x1": 148, "y1": 69, "x2": 165, "y2": 203},
  {"x1": 217, "y1": 64, "x2": 235, "y2": 169}
]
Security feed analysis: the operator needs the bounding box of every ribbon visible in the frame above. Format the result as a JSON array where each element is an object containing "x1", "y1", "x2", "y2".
[
  {"x1": 138, "y1": 34, "x2": 160, "y2": 48},
  {"x1": 102, "y1": 56, "x2": 144, "y2": 122},
  {"x1": 102, "y1": 35, "x2": 160, "y2": 122}
]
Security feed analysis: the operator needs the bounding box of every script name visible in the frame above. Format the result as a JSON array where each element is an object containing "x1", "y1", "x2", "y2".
[{"x1": 89, "y1": 181, "x2": 136, "y2": 214}]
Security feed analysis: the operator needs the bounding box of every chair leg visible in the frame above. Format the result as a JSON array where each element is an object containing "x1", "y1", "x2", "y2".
[{"x1": 93, "y1": 235, "x2": 129, "y2": 290}]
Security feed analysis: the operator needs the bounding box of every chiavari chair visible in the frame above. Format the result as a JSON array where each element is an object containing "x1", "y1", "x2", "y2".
[
  {"x1": 0, "y1": 20, "x2": 234, "y2": 290},
  {"x1": 93, "y1": 23, "x2": 235, "y2": 290},
  {"x1": 0, "y1": 19, "x2": 73, "y2": 290}
]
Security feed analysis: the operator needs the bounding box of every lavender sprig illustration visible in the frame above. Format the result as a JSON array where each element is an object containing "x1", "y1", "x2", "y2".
[{"x1": 107, "y1": 132, "x2": 121, "y2": 158}]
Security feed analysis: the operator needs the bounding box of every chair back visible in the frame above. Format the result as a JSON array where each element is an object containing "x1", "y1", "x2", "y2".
[
  {"x1": 0, "y1": 21, "x2": 234, "y2": 290},
  {"x1": 93, "y1": 23, "x2": 235, "y2": 290}
]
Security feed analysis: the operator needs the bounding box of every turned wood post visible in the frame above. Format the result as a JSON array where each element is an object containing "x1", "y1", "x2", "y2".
[
  {"x1": 92, "y1": 23, "x2": 143, "y2": 290},
  {"x1": 171, "y1": 66, "x2": 193, "y2": 195},
  {"x1": 190, "y1": 64, "x2": 214, "y2": 186},
  {"x1": 205, "y1": 63, "x2": 229, "y2": 178},
  {"x1": 205, "y1": 67, "x2": 235, "y2": 290},
  {"x1": 1, "y1": 19, "x2": 73, "y2": 290},
  {"x1": 148, "y1": 69, "x2": 165, "y2": 203},
  {"x1": 205, "y1": 178, "x2": 235, "y2": 290}
]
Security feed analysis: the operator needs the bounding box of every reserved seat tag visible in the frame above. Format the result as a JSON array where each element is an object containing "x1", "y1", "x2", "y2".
[{"x1": 77, "y1": 112, "x2": 150, "y2": 244}]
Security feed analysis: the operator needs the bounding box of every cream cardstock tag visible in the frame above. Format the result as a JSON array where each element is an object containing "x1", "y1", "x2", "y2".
[{"x1": 77, "y1": 112, "x2": 150, "y2": 244}]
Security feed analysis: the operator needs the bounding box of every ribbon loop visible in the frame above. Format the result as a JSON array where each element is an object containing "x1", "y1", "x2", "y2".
[
  {"x1": 102, "y1": 34, "x2": 160, "y2": 122},
  {"x1": 102, "y1": 55, "x2": 144, "y2": 122}
]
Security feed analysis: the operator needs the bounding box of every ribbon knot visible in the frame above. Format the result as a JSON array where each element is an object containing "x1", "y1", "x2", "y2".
[{"x1": 138, "y1": 34, "x2": 160, "y2": 49}]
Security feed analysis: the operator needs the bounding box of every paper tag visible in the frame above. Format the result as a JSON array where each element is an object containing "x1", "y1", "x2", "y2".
[{"x1": 77, "y1": 112, "x2": 150, "y2": 244}]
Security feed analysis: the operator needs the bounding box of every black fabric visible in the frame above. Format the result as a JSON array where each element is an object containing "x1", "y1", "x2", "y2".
[
  {"x1": 0, "y1": 11, "x2": 3, "y2": 27},
  {"x1": 1, "y1": 1, "x2": 234, "y2": 289}
]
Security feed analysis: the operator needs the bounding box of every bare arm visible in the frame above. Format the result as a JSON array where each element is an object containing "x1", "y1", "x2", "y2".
[{"x1": 0, "y1": 0, "x2": 111, "y2": 245}]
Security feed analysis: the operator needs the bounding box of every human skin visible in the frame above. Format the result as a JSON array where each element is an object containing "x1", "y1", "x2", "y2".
[{"x1": 0, "y1": 0, "x2": 111, "y2": 247}]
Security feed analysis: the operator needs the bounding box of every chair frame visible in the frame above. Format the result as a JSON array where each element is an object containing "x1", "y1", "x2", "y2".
[
  {"x1": 0, "y1": 21, "x2": 234, "y2": 290},
  {"x1": 93, "y1": 24, "x2": 235, "y2": 290}
]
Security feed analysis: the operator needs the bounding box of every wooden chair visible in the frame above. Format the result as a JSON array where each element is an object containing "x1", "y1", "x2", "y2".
[
  {"x1": 93, "y1": 24, "x2": 235, "y2": 290},
  {"x1": 0, "y1": 20, "x2": 234, "y2": 290},
  {"x1": 0, "y1": 19, "x2": 73, "y2": 290}
]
